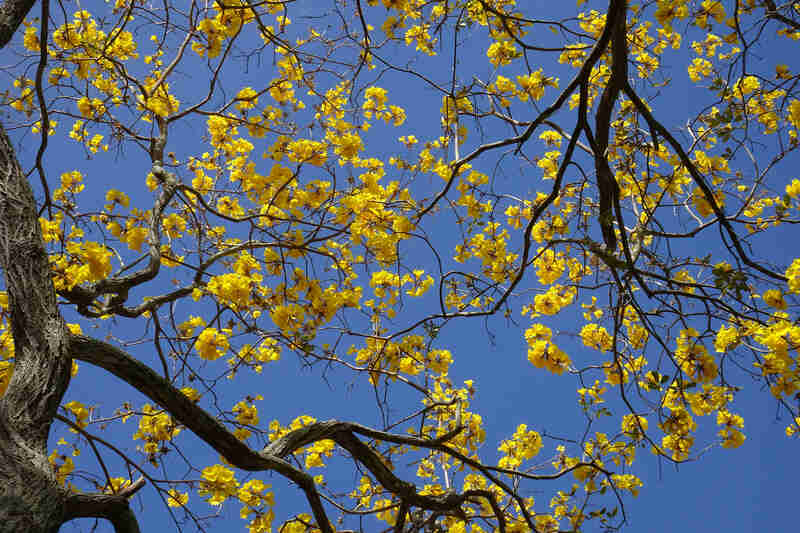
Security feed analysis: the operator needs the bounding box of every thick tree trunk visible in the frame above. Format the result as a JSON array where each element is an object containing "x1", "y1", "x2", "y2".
[
  {"x1": 0, "y1": 420, "x2": 64, "y2": 533},
  {"x1": 0, "y1": 119, "x2": 70, "y2": 530},
  {"x1": 0, "y1": 4, "x2": 144, "y2": 531},
  {"x1": 0, "y1": 2, "x2": 76, "y2": 530}
]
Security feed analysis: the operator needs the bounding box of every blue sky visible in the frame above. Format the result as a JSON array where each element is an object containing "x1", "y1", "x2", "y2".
[{"x1": 2, "y1": 0, "x2": 798, "y2": 532}]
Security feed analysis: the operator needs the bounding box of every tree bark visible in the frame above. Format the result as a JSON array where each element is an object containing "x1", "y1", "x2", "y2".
[
  {"x1": 0, "y1": 115, "x2": 70, "y2": 532},
  {"x1": 0, "y1": 0, "x2": 35, "y2": 48},
  {"x1": 0, "y1": 1, "x2": 73, "y2": 530}
]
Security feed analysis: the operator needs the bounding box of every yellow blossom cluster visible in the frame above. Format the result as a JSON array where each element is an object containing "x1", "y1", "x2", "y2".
[
  {"x1": 50, "y1": 241, "x2": 113, "y2": 290},
  {"x1": 362, "y1": 86, "x2": 406, "y2": 126},
  {"x1": 659, "y1": 387, "x2": 698, "y2": 460},
  {"x1": 516, "y1": 69, "x2": 559, "y2": 101},
  {"x1": 233, "y1": 339, "x2": 281, "y2": 374},
  {"x1": 48, "y1": 447, "x2": 75, "y2": 486},
  {"x1": 486, "y1": 40, "x2": 518, "y2": 67},
  {"x1": 232, "y1": 397, "x2": 261, "y2": 426},
  {"x1": 674, "y1": 328, "x2": 717, "y2": 382},
  {"x1": 352, "y1": 334, "x2": 434, "y2": 378},
  {"x1": 0, "y1": 360, "x2": 11, "y2": 396},
  {"x1": 133, "y1": 404, "x2": 181, "y2": 455},
  {"x1": 166, "y1": 489, "x2": 189, "y2": 508},
  {"x1": 63, "y1": 400, "x2": 90, "y2": 430},
  {"x1": 531, "y1": 285, "x2": 576, "y2": 317},
  {"x1": 580, "y1": 323, "x2": 614, "y2": 352},
  {"x1": 578, "y1": 380, "x2": 607, "y2": 409},
  {"x1": 192, "y1": 1, "x2": 254, "y2": 58},
  {"x1": 195, "y1": 328, "x2": 231, "y2": 360},
  {"x1": 524, "y1": 323, "x2": 572, "y2": 375},
  {"x1": 238, "y1": 479, "x2": 275, "y2": 525},
  {"x1": 498, "y1": 424, "x2": 543, "y2": 469},
  {"x1": 199, "y1": 464, "x2": 240, "y2": 505},
  {"x1": 136, "y1": 71, "x2": 181, "y2": 118},
  {"x1": 266, "y1": 415, "x2": 335, "y2": 469},
  {"x1": 454, "y1": 222, "x2": 519, "y2": 283},
  {"x1": 621, "y1": 414, "x2": 648, "y2": 440}
]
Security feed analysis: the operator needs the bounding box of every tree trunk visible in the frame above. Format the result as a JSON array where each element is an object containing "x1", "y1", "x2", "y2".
[
  {"x1": 0, "y1": 3, "x2": 145, "y2": 530},
  {"x1": 0, "y1": 0, "x2": 77, "y2": 527},
  {"x1": 0, "y1": 420, "x2": 64, "y2": 533},
  {"x1": 0, "y1": 112, "x2": 70, "y2": 532}
]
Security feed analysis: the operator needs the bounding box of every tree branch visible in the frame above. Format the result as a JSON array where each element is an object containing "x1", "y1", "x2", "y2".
[
  {"x1": 64, "y1": 479, "x2": 145, "y2": 533},
  {"x1": 68, "y1": 333, "x2": 333, "y2": 532},
  {"x1": 68, "y1": 334, "x2": 521, "y2": 528},
  {"x1": 592, "y1": 0, "x2": 627, "y2": 251},
  {"x1": 763, "y1": 0, "x2": 800, "y2": 31},
  {"x1": 622, "y1": 82, "x2": 787, "y2": 282}
]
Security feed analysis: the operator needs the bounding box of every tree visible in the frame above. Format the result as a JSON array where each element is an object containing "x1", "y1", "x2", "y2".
[{"x1": 0, "y1": 0, "x2": 798, "y2": 531}]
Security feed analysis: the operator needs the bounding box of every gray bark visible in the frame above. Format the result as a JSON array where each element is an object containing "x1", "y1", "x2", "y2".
[
  {"x1": 0, "y1": 87, "x2": 70, "y2": 533},
  {"x1": 0, "y1": 0, "x2": 34, "y2": 48},
  {"x1": 0, "y1": 1, "x2": 133, "y2": 531}
]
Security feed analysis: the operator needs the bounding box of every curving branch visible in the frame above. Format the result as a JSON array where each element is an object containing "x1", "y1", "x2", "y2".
[
  {"x1": 64, "y1": 478, "x2": 145, "y2": 533},
  {"x1": 68, "y1": 333, "x2": 539, "y2": 530},
  {"x1": 58, "y1": 158, "x2": 178, "y2": 316},
  {"x1": 68, "y1": 333, "x2": 335, "y2": 532}
]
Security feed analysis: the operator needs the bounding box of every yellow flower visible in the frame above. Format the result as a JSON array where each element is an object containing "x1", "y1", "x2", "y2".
[
  {"x1": 269, "y1": 304, "x2": 305, "y2": 333},
  {"x1": 133, "y1": 404, "x2": 181, "y2": 447},
  {"x1": 763, "y1": 289, "x2": 787, "y2": 310},
  {"x1": 0, "y1": 361, "x2": 15, "y2": 396},
  {"x1": 181, "y1": 387, "x2": 201, "y2": 402},
  {"x1": 786, "y1": 258, "x2": 800, "y2": 293},
  {"x1": 104, "y1": 477, "x2": 131, "y2": 494},
  {"x1": 537, "y1": 150, "x2": 561, "y2": 179},
  {"x1": 269, "y1": 79, "x2": 294, "y2": 103},
  {"x1": 691, "y1": 186, "x2": 725, "y2": 217},
  {"x1": 64, "y1": 400, "x2": 89, "y2": 429},
  {"x1": 517, "y1": 69, "x2": 558, "y2": 101},
  {"x1": 159, "y1": 213, "x2": 186, "y2": 239},
  {"x1": 486, "y1": 40, "x2": 518, "y2": 67},
  {"x1": 697, "y1": 0, "x2": 726, "y2": 29},
  {"x1": 167, "y1": 489, "x2": 188, "y2": 507},
  {"x1": 83, "y1": 242, "x2": 113, "y2": 281},
  {"x1": 362, "y1": 86, "x2": 387, "y2": 117},
  {"x1": 580, "y1": 323, "x2": 613, "y2": 352},
  {"x1": 612, "y1": 473, "x2": 643, "y2": 497},
  {"x1": 195, "y1": 328, "x2": 230, "y2": 360},
  {"x1": 654, "y1": 0, "x2": 689, "y2": 32},
  {"x1": 331, "y1": 132, "x2": 363, "y2": 161},
  {"x1": 104, "y1": 189, "x2": 130, "y2": 210},
  {"x1": 76, "y1": 96, "x2": 106, "y2": 119},
  {"x1": 235, "y1": 86, "x2": 259, "y2": 111},
  {"x1": 60, "y1": 170, "x2": 85, "y2": 193},
  {"x1": 23, "y1": 25, "x2": 39, "y2": 51},
  {"x1": 539, "y1": 130, "x2": 562, "y2": 147},
  {"x1": 199, "y1": 464, "x2": 239, "y2": 505},
  {"x1": 688, "y1": 57, "x2": 713, "y2": 82},
  {"x1": 40, "y1": 214, "x2": 63, "y2": 242},
  {"x1": 286, "y1": 139, "x2": 327, "y2": 166},
  {"x1": 621, "y1": 414, "x2": 648, "y2": 440},
  {"x1": 674, "y1": 329, "x2": 717, "y2": 381},
  {"x1": 534, "y1": 248, "x2": 565, "y2": 284},
  {"x1": 233, "y1": 400, "x2": 260, "y2": 426}
]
